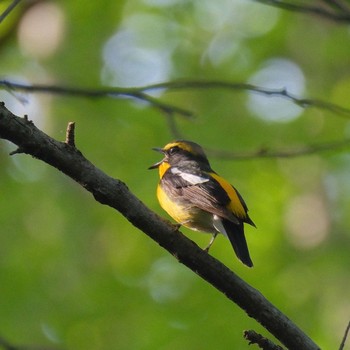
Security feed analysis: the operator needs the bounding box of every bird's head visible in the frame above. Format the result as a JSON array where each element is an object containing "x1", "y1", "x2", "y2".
[{"x1": 149, "y1": 140, "x2": 210, "y2": 174}]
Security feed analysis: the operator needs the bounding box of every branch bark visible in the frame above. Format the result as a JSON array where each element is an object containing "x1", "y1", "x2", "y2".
[
  {"x1": 0, "y1": 102, "x2": 320, "y2": 350},
  {"x1": 244, "y1": 330, "x2": 285, "y2": 350}
]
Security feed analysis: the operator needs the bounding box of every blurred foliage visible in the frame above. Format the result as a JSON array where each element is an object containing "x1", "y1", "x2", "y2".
[{"x1": 0, "y1": 0, "x2": 350, "y2": 349}]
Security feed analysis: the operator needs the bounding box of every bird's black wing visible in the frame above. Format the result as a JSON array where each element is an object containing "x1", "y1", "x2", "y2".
[{"x1": 161, "y1": 168, "x2": 240, "y2": 224}]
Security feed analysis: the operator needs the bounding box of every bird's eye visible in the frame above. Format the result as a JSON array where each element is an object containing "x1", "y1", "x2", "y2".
[{"x1": 168, "y1": 146, "x2": 179, "y2": 155}]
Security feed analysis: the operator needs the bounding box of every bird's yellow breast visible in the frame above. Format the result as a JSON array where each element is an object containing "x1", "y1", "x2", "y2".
[
  {"x1": 156, "y1": 183, "x2": 215, "y2": 233},
  {"x1": 157, "y1": 184, "x2": 190, "y2": 224}
]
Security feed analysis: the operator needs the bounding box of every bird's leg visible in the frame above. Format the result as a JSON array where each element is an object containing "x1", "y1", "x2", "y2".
[{"x1": 204, "y1": 232, "x2": 218, "y2": 253}]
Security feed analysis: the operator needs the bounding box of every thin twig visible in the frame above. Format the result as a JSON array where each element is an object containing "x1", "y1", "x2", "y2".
[
  {"x1": 0, "y1": 80, "x2": 194, "y2": 119},
  {"x1": 0, "y1": 334, "x2": 58, "y2": 350},
  {"x1": 339, "y1": 321, "x2": 350, "y2": 350},
  {"x1": 0, "y1": 0, "x2": 22, "y2": 24},
  {"x1": 0, "y1": 335, "x2": 16, "y2": 350},
  {"x1": 206, "y1": 138, "x2": 350, "y2": 160},
  {"x1": 1, "y1": 80, "x2": 350, "y2": 120},
  {"x1": 9, "y1": 147, "x2": 24, "y2": 155},
  {"x1": 140, "y1": 80, "x2": 350, "y2": 118},
  {"x1": 253, "y1": 0, "x2": 350, "y2": 22},
  {"x1": 321, "y1": 0, "x2": 350, "y2": 12}
]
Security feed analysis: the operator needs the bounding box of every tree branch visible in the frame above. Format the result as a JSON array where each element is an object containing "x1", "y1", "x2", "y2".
[
  {"x1": 321, "y1": 0, "x2": 350, "y2": 13},
  {"x1": 0, "y1": 0, "x2": 22, "y2": 24},
  {"x1": 2, "y1": 79, "x2": 350, "y2": 159},
  {"x1": 339, "y1": 321, "x2": 350, "y2": 350},
  {"x1": 206, "y1": 138, "x2": 350, "y2": 160},
  {"x1": 0, "y1": 103, "x2": 321, "y2": 350},
  {"x1": 253, "y1": 0, "x2": 350, "y2": 23},
  {"x1": 0, "y1": 80, "x2": 194, "y2": 119},
  {"x1": 141, "y1": 80, "x2": 350, "y2": 119},
  {"x1": 2, "y1": 79, "x2": 350, "y2": 120},
  {"x1": 0, "y1": 334, "x2": 58, "y2": 350},
  {"x1": 244, "y1": 330, "x2": 285, "y2": 350}
]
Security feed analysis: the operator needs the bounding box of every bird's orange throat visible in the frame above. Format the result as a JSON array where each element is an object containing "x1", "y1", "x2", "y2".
[{"x1": 158, "y1": 161, "x2": 171, "y2": 179}]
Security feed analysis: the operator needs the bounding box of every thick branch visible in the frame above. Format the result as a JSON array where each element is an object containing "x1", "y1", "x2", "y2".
[
  {"x1": 244, "y1": 330, "x2": 285, "y2": 350},
  {"x1": 0, "y1": 103, "x2": 320, "y2": 350}
]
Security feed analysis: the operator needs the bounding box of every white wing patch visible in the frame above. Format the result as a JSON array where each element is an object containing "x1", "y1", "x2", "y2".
[
  {"x1": 171, "y1": 167, "x2": 209, "y2": 185},
  {"x1": 213, "y1": 215, "x2": 228, "y2": 237}
]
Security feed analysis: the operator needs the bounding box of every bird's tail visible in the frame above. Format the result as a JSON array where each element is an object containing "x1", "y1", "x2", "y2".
[{"x1": 223, "y1": 219, "x2": 253, "y2": 267}]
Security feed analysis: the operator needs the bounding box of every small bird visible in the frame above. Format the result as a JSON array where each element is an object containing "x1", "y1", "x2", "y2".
[{"x1": 149, "y1": 140, "x2": 256, "y2": 267}]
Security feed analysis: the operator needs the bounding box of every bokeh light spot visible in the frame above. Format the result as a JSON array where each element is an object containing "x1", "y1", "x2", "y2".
[
  {"x1": 101, "y1": 13, "x2": 177, "y2": 87},
  {"x1": 247, "y1": 59, "x2": 305, "y2": 122},
  {"x1": 17, "y1": 2, "x2": 66, "y2": 59},
  {"x1": 284, "y1": 193, "x2": 330, "y2": 249}
]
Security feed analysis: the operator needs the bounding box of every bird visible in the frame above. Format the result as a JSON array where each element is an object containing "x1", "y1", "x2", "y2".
[{"x1": 149, "y1": 140, "x2": 256, "y2": 267}]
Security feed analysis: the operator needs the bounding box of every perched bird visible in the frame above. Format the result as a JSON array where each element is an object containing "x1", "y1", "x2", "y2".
[{"x1": 149, "y1": 140, "x2": 256, "y2": 267}]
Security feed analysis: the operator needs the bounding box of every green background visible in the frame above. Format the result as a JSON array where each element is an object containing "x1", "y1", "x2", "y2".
[{"x1": 1, "y1": 1, "x2": 349, "y2": 349}]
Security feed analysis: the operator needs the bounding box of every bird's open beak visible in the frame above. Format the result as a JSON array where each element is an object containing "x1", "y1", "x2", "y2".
[{"x1": 148, "y1": 147, "x2": 165, "y2": 169}]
